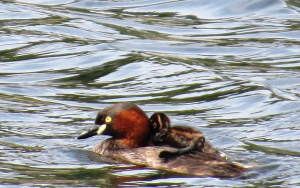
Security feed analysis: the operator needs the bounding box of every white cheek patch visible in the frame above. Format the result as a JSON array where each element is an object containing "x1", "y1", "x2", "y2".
[{"x1": 97, "y1": 124, "x2": 107, "y2": 135}]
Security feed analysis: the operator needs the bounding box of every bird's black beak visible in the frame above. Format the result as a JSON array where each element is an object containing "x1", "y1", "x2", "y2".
[{"x1": 76, "y1": 124, "x2": 107, "y2": 139}]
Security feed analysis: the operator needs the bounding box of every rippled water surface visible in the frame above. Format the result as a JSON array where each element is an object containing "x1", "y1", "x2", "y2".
[{"x1": 1, "y1": 0, "x2": 300, "y2": 187}]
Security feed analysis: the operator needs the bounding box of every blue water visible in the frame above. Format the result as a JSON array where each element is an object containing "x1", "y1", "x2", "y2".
[{"x1": 1, "y1": 0, "x2": 300, "y2": 187}]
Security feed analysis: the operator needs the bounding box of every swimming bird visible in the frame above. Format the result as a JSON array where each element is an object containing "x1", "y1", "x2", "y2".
[{"x1": 77, "y1": 102, "x2": 246, "y2": 177}]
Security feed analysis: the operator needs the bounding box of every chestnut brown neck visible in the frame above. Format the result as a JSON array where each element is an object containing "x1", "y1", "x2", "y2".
[{"x1": 113, "y1": 108, "x2": 150, "y2": 148}]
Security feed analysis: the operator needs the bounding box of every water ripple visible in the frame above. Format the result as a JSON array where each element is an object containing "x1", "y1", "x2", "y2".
[{"x1": 1, "y1": 0, "x2": 300, "y2": 187}]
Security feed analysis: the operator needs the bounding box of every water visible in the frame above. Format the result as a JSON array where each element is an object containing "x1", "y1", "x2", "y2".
[{"x1": 1, "y1": 0, "x2": 300, "y2": 187}]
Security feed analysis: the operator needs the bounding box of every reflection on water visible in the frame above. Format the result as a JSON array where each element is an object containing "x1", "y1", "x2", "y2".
[{"x1": 1, "y1": 0, "x2": 300, "y2": 186}]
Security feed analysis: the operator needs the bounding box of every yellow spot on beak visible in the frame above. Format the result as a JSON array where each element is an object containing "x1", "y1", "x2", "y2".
[{"x1": 97, "y1": 124, "x2": 107, "y2": 135}]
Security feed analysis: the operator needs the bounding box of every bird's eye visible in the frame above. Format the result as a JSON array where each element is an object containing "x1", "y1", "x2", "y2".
[
  {"x1": 153, "y1": 122, "x2": 157, "y2": 130},
  {"x1": 105, "y1": 116, "x2": 112, "y2": 123}
]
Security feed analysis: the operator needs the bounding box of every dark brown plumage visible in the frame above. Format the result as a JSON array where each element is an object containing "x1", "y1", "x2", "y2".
[
  {"x1": 149, "y1": 113, "x2": 220, "y2": 156},
  {"x1": 77, "y1": 102, "x2": 247, "y2": 178}
]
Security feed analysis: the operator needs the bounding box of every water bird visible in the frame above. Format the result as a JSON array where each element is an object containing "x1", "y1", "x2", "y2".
[
  {"x1": 76, "y1": 102, "x2": 246, "y2": 177},
  {"x1": 149, "y1": 112, "x2": 220, "y2": 158}
]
